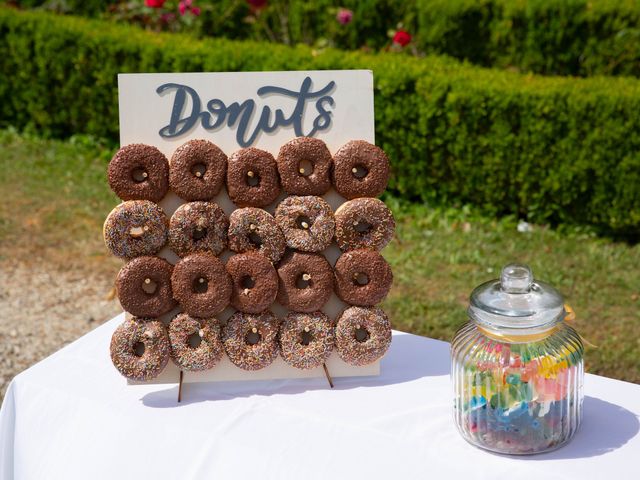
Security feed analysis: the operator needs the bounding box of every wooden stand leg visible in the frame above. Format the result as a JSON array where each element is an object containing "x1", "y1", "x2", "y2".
[
  {"x1": 322, "y1": 363, "x2": 334, "y2": 389},
  {"x1": 178, "y1": 370, "x2": 184, "y2": 403}
]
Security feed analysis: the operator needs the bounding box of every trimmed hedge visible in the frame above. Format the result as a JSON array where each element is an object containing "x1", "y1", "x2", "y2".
[
  {"x1": 416, "y1": 0, "x2": 640, "y2": 77},
  {"x1": 12, "y1": 0, "x2": 640, "y2": 77},
  {"x1": 1, "y1": 8, "x2": 640, "y2": 234}
]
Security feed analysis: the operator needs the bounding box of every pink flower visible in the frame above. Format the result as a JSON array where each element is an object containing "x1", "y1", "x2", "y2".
[
  {"x1": 392, "y1": 29, "x2": 412, "y2": 47},
  {"x1": 145, "y1": 0, "x2": 166, "y2": 7},
  {"x1": 336, "y1": 8, "x2": 353, "y2": 25},
  {"x1": 179, "y1": 0, "x2": 200, "y2": 16},
  {"x1": 160, "y1": 12, "x2": 175, "y2": 23}
]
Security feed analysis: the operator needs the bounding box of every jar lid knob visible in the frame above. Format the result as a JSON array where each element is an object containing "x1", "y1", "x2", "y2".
[{"x1": 500, "y1": 264, "x2": 533, "y2": 294}]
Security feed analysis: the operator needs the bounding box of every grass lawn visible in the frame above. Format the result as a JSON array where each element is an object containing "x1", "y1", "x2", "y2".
[{"x1": 1, "y1": 130, "x2": 638, "y2": 383}]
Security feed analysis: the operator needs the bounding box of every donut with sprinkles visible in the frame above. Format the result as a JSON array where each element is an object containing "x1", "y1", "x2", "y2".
[
  {"x1": 280, "y1": 311, "x2": 335, "y2": 370},
  {"x1": 168, "y1": 313, "x2": 224, "y2": 371},
  {"x1": 335, "y1": 306, "x2": 392, "y2": 366},
  {"x1": 103, "y1": 200, "x2": 168, "y2": 259},
  {"x1": 223, "y1": 310, "x2": 280, "y2": 371},
  {"x1": 110, "y1": 317, "x2": 170, "y2": 381}
]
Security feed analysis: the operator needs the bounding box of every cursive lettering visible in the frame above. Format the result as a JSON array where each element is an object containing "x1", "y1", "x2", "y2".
[{"x1": 157, "y1": 77, "x2": 335, "y2": 147}]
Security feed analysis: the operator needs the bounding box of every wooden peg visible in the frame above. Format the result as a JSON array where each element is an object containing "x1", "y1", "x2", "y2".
[
  {"x1": 178, "y1": 370, "x2": 184, "y2": 403},
  {"x1": 129, "y1": 226, "x2": 145, "y2": 238},
  {"x1": 322, "y1": 363, "x2": 334, "y2": 389}
]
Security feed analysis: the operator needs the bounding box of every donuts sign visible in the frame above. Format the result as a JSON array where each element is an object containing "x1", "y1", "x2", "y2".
[
  {"x1": 118, "y1": 70, "x2": 374, "y2": 156},
  {"x1": 157, "y1": 77, "x2": 335, "y2": 147}
]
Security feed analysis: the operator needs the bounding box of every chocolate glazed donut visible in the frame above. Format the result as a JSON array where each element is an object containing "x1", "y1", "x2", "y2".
[
  {"x1": 168, "y1": 313, "x2": 224, "y2": 371},
  {"x1": 110, "y1": 317, "x2": 170, "y2": 381},
  {"x1": 171, "y1": 252, "x2": 232, "y2": 317},
  {"x1": 335, "y1": 306, "x2": 392, "y2": 366},
  {"x1": 334, "y1": 198, "x2": 395, "y2": 252},
  {"x1": 334, "y1": 249, "x2": 393, "y2": 306},
  {"x1": 276, "y1": 137, "x2": 332, "y2": 195},
  {"x1": 277, "y1": 251, "x2": 334, "y2": 313},
  {"x1": 103, "y1": 200, "x2": 169, "y2": 259},
  {"x1": 226, "y1": 252, "x2": 278, "y2": 314},
  {"x1": 168, "y1": 201, "x2": 229, "y2": 257},
  {"x1": 228, "y1": 207, "x2": 286, "y2": 264},
  {"x1": 227, "y1": 147, "x2": 281, "y2": 207},
  {"x1": 222, "y1": 310, "x2": 280, "y2": 371},
  {"x1": 332, "y1": 140, "x2": 390, "y2": 199},
  {"x1": 279, "y1": 311, "x2": 335, "y2": 370},
  {"x1": 274, "y1": 195, "x2": 335, "y2": 252},
  {"x1": 108, "y1": 144, "x2": 169, "y2": 202},
  {"x1": 169, "y1": 139, "x2": 227, "y2": 201},
  {"x1": 115, "y1": 256, "x2": 177, "y2": 317}
]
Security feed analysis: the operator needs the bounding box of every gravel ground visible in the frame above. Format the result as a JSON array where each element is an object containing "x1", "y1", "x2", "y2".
[{"x1": 0, "y1": 259, "x2": 121, "y2": 401}]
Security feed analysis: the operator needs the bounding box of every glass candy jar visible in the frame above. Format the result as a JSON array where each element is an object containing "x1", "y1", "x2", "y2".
[{"x1": 452, "y1": 264, "x2": 584, "y2": 455}]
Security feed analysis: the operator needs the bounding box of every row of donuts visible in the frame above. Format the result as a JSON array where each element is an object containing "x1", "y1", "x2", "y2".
[
  {"x1": 110, "y1": 307, "x2": 392, "y2": 381},
  {"x1": 116, "y1": 249, "x2": 392, "y2": 319},
  {"x1": 108, "y1": 137, "x2": 390, "y2": 206},
  {"x1": 104, "y1": 196, "x2": 395, "y2": 261}
]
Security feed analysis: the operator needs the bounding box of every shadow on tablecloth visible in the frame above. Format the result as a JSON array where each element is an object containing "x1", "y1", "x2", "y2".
[
  {"x1": 524, "y1": 396, "x2": 639, "y2": 460},
  {"x1": 141, "y1": 333, "x2": 450, "y2": 407}
]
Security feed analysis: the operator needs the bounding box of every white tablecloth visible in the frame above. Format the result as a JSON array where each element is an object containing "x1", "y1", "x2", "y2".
[{"x1": 1, "y1": 313, "x2": 639, "y2": 480}]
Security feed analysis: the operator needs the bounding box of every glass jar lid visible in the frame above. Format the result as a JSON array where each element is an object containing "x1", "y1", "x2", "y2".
[{"x1": 468, "y1": 264, "x2": 565, "y2": 332}]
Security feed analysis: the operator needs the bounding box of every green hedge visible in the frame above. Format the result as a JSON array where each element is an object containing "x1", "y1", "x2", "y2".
[
  {"x1": 12, "y1": 0, "x2": 640, "y2": 77},
  {"x1": 417, "y1": 0, "x2": 640, "y2": 77},
  {"x1": 1, "y1": 7, "x2": 640, "y2": 234}
]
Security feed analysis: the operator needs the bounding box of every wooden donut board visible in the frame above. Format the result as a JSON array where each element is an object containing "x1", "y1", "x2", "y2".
[{"x1": 118, "y1": 70, "x2": 381, "y2": 385}]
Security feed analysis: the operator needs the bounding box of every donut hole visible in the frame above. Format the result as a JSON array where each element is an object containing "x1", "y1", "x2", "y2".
[
  {"x1": 298, "y1": 159, "x2": 314, "y2": 177},
  {"x1": 131, "y1": 167, "x2": 148, "y2": 183},
  {"x1": 187, "y1": 332, "x2": 202, "y2": 348},
  {"x1": 133, "y1": 341, "x2": 146, "y2": 357},
  {"x1": 300, "y1": 329, "x2": 314, "y2": 346},
  {"x1": 192, "y1": 277, "x2": 209, "y2": 294},
  {"x1": 296, "y1": 215, "x2": 312, "y2": 230},
  {"x1": 353, "y1": 272, "x2": 370, "y2": 286},
  {"x1": 192, "y1": 227, "x2": 207, "y2": 241},
  {"x1": 354, "y1": 326, "x2": 370, "y2": 343},
  {"x1": 141, "y1": 278, "x2": 158, "y2": 295},
  {"x1": 245, "y1": 171, "x2": 261, "y2": 187},
  {"x1": 190, "y1": 163, "x2": 207, "y2": 179},
  {"x1": 248, "y1": 231, "x2": 263, "y2": 247},
  {"x1": 295, "y1": 273, "x2": 313, "y2": 289},
  {"x1": 240, "y1": 275, "x2": 256, "y2": 289},
  {"x1": 245, "y1": 329, "x2": 262, "y2": 345},
  {"x1": 351, "y1": 164, "x2": 369, "y2": 179},
  {"x1": 354, "y1": 221, "x2": 373, "y2": 234}
]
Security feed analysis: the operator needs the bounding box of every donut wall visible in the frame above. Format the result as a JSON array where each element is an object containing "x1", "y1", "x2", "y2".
[{"x1": 106, "y1": 71, "x2": 394, "y2": 387}]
